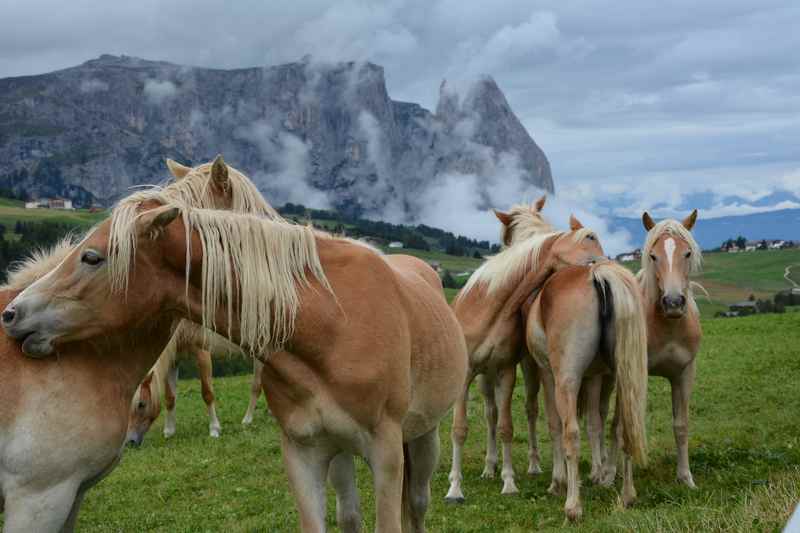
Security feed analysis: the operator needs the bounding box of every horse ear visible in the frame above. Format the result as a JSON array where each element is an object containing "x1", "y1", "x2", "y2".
[
  {"x1": 211, "y1": 154, "x2": 229, "y2": 187},
  {"x1": 493, "y1": 209, "x2": 513, "y2": 227},
  {"x1": 682, "y1": 209, "x2": 698, "y2": 231},
  {"x1": 569, "y1": 214, "x2": 583, "y2": 230},
  {"x1": 642, "y1": 212, "x2": 656, "y2": 231},
  {"x1": 533, "y1": 195, "x2": 546, "y2": 212},
  {"x1": 137, "y1": 207, "x2": 180, "y2": 236},
  {"x1": 166, "y1": 158, "x2": 191, "y2": 180}
]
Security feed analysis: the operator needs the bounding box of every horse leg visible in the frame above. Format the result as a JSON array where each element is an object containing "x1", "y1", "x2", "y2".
[
  {"x1": 497, "y1": 365, "x2": 519, "y2": 495},
  {"x1": 542, "y1": 370, "x2": 566, "y2": 496},
  {"x1": 369, "y1": 422, "x2": 404, "y2": 533},
  {"x1": 555, "y1": 372, "x2": 582, "y2": 521},
  {"x1": 520, "y1": 355, "x2": 543, "y2": 475},
  {"x1": 197, "y1": 348, "x2": 221, "y2": 438},
  {"x1": 585, "y1": 374, "x2": 605, "y2": 484},
  {"x1": 280, "y1": 433, "x2": 333, "y2": 533},
  {"x1": 445, "y1": 371, "x2": 475, "y2": 503},
  {"x1": 3, "y1": 483, "x2": 79, "y2": 533},
  {"x1": 242, "y1": 357, "x2": 264, "y2": 425},
  {"x1": 621, "y1": 451, "x2": 637, "y2": 508},
  {"x1": 479, "y1": 372, "x2": 499, "y2": 479},
  {"x1": 59, "y1": 487, "x2": 86, "y2": 533},
  {"x1": 163, "y1": 364, "x2": 179, "y2": 439},
  {"x1": 672, "y1": 360, "x2": 697, "y2": 488},
  {"x1": 404, "y1": 426, "x2": 440, "y2": 533},
  {"x1": 600, "y1": 395, "x2": 621, "y2": 486},
  {"x1": 328, "y1": 452, "x2": 362, "y2": 533}
]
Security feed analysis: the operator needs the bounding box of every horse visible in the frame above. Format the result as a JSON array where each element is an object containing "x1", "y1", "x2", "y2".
[
  {"x1": 525, "y1": 257, "x2": 649, "y2": 520},
  {"x1": 126, "y1": 319, "x2": 256, "y2": 446},
  {"x1": 0, "y1": 241, "x2": 175, "y2": 532},
  {"x1": 0, "y1": 155, "x2": 279, "y2": 531},
  {"x1": 445, "y1": 207, "x2": 605, "y2": 503},
  {"x1": 597, "y1": 211, "x2": 702, "y2": 492},
  {"x1": 466, "y1": 198, "x2": 553, "y2": 492},
  {"x1": 2, "y1": 199, "x2": 470, "y2": 533}
]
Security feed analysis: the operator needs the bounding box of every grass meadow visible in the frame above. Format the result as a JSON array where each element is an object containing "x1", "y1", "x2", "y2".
[{"x1": 65, "y1": 312, "x2": 800, "y2": 532}]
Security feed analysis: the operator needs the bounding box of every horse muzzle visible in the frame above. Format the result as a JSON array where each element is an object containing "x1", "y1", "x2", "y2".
[{"x1": 661, "y1": 294, "x2": 687, "y2": 318}]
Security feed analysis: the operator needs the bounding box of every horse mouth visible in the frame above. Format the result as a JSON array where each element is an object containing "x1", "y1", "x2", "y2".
[{"x1": 19, "y1": 331, "x2": 55, "y2": 358}]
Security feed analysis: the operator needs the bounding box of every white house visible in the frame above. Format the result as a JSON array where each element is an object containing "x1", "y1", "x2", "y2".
[
  {"x1": 24, "y1": 198, "x2": 74, "y2": 210},
  {"x1": 388, "y1": 241, "x2": 404, "y2": 249}
]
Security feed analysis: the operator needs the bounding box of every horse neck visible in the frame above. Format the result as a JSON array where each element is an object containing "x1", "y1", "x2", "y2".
[{"x1": 455, "y1": 237, "x2": 557, "y2": 340}]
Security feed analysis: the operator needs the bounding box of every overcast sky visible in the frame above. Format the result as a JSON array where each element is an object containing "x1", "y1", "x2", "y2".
[{"x1": 2, "y1": 0, "x2": 799, "y2": 222}]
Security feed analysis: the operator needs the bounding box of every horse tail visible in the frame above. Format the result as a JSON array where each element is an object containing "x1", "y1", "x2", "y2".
[
  {"x1": 592, "y1": 261, "x2": 649, "y2": 466},
  {"x1": 401, "y1": 443, "x2": 413, "y2": 532}
]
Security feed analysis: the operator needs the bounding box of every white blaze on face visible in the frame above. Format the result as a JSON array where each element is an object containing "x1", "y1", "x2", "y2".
[{"x1": 664, "y1": 237, "x2": 676, "y2": 272}]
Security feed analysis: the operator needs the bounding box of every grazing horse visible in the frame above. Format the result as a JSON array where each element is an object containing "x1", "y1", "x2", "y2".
[
  {"x1": 0, "y1": 156, "x2": 278, "y2": 531},
  {"x1": 3, "y1": 200, "x2": 469, "y2": 533},
  {"x1": 525, "y1": 259, "x2": 649, "y2": 520},
  {"x1": 445, "y1": 210, "x2": 604, "y2": 502},
  {"x1": 598, "y1": 211, "x2": 702, "y2": 491},
  {"x1": 126, "y1": 320, "x2": 251, "y2": 446}
]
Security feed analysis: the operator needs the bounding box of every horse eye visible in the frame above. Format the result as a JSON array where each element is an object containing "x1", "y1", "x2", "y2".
[
  {"x1": 137, "y1": 401, "x2": 146, "y2": 410},
  {"x1": 586, "y1": 234, "x2": 596, "y2": 241},
  {"x1": 685, "y1": 251, "x2": 692, "y2": 258},
  {"x1": 649, "y1": 254, "x2": 657, "y2": 261},
  {"x1": 81, "y1": 250, "x2": 104, "y2": 266}
]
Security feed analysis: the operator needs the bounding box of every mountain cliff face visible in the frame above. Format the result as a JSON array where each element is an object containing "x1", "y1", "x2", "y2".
[{"x1": 0, "y1": 54, "x2": 554, "y2": 214}]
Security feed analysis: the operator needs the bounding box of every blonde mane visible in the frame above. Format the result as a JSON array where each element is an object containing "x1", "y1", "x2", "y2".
[
  {"x1": 460, "y1": 227, "x2": 596, "y2": 298},
  {"x1": 501, "y1": 203, "x2": 555, "y2": 247},
  {"x1": 638, "y1": 219, "x2": 703, "y2": 306},
  {"x1": 2, "y1": 236, "x2": 78, "y2": 291},
  {"x1": 163, "y1": 162, "x2": 282, "y2": 219},
  {"x1": 108, "y1": 161, "x2": 283, "y2": 294},
  {"x1": 108, "y1": 204, "x2": 332, "y2": 355}
]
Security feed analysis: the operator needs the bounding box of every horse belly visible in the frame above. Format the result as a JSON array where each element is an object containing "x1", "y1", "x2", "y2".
[{"x1": 281, "y1": 394, "x2": 372, "y2": 455}]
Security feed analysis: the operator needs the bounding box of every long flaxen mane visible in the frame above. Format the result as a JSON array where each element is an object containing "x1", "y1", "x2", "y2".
[
  {"x1": 459, "y1": 227, "x2": 597, "y2": 299},
  {"x1": 110, "y1": 204, "x2": 332, "y2": 355},
  {"x1": 2, "y1": 236, "x2": 77, "y2": 291},
  {"x1": 500, "y1": 203, "x2": 555, "y2": 247},
  {"x1": 108, "y1": 161, "x2": 283, "y2": 293},
  {"x1": 638, "y1": 219, "x2": 703, "y2": 307}
]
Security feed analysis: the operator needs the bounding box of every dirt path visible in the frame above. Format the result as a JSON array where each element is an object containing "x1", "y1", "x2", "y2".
[{"x1": 784, "y1": 264, "x2": 800, "y2": 288}]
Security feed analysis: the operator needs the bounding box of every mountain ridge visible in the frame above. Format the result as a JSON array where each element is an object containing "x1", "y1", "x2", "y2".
[{"x1": 0, "y1": 54, "x2": 553, "y2": 216}]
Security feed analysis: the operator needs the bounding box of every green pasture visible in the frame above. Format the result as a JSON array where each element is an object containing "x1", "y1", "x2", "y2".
[{"x1": 62, "y1": 312, "x2": 800, "y2": 532}]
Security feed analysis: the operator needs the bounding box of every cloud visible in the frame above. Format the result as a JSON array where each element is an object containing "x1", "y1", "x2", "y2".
[
  {"x1": 0, "y1": 0, "x2": 798, "y2": 244},
  {"x1": 143, "y1": 79, "x2": 177, "y2": 104}
]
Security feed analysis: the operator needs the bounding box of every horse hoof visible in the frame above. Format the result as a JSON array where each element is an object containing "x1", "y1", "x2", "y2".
[
  {"x1": 210, "y1": 429, "x2": 221, "y2": 438},
  {"x1": 501, "y1": 482, "x2": 519, "y2": 495},
  {"x1": 528, "y1": 464, "x2": 543, "y2": 476},
  {"x1": 622, "y1": 494, "x2": 637, "y2": 509},
  {"x1": 241, "y1": 417, "x2": 253, "y2": 426},
  {"x1": 678, "y1": 473, "x2": 697, "y2": 489},
  {"x1": 599, "y1": 470, "x2": 616, "y2": 487},
  {"x1": 481, "y1": 468, "x2": 496, "y2": 480},
  {"x1": 163, "y1": 430, "x2": 176, "y2": 439},
  {"x1": 444, "y1": 496, "x2": 465, "y2": 505},
  {"x1": 547, "y1": 482, "x2": 565, "y2": 496},
  {"x1": 565, "y1": 505, "x2": 583, "y2": 522}
]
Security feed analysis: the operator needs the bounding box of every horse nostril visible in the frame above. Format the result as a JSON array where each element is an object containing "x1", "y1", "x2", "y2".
[
  {"x1": 2, "y1": 307, "x2": 16, "y2": 324},
  {"x1": 677, "y1": 295, "x2": 687, "y2": 307}
]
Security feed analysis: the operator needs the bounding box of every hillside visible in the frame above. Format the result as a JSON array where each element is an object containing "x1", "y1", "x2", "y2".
[{"x1": 0, "y1": 54, "x2": 552, "y2": 217}]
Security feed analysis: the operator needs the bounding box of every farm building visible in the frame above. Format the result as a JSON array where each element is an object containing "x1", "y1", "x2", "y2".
[
  {"x1": 388, "y1": 241, "x2": 404, "y2": 249},
  {"x1": 616, "y1": 249, "x2": 641, "y2": 262},
  {"x1": 25, "y1": 198, "x2": 74, "y2": 210}
]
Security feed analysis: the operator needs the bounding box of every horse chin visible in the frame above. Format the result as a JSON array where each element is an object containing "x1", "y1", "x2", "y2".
[
  {"x1": 21, "y1": 332, "x2": 56, "y2": 358},
  {"x1": 662, "y1": 308, "x2": 686, "y2": 319}
]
